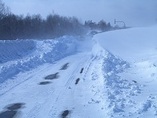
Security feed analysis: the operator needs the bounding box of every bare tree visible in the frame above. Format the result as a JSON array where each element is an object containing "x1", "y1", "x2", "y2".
[{"x1": 0, "y1": 0, "x2": 10, "y2": 18}]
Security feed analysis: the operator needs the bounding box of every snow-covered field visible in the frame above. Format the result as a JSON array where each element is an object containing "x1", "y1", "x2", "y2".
[{"x1": 0, "y1": 25, "x2": 157, "y2": 118}]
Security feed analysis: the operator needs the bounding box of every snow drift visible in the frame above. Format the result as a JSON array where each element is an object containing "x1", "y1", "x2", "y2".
[
  {"x1": 94, "y1": 26, "x2": 157, "y2": 61},
  {"x1": 94, "y1": 25, "x2": 157, "y2": 117},
  {"x1": 0, "y1": 36, "x2": 83, "y2": 83}
]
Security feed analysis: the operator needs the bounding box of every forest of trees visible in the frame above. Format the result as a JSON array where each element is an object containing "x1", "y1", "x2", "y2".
[{"x1": 0, "y1": 0, "x2": 112, "y2": 40}]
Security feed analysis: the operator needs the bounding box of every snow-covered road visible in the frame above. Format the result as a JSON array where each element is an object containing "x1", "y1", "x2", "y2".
[
  {"x1": 0, "y1": 44, "x2": 112, "y2": 118},
  {"x1": 0, "y1": 36, "x2": 128, "y2": 117},
  {"x1": 1, "y1": 26, "x2": 157, "y2": 118}
]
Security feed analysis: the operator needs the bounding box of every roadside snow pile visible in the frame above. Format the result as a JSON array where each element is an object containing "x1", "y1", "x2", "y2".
[
  {"x1": 93, "y1": 25, "x2": 157, "y2": 117},
  {"x1": 95, "y1": 26, "x2": 157, "y2": 61},
  {"x1": 102, "y1": 53, "x2": 142, "y2": 117},
  {"x1": 0, "y1": 40, "x2": 35, "y2": 63},
  {"x1": 0, "y1": 36, "x2": 80, "y2": 83},
  {"x1": 91, "y1": 42, "x2": 142, "y2": 117}
]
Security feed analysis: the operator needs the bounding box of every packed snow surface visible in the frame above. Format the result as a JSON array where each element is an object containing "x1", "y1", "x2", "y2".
[{"x1": 0, "y1": 25, "x2": 157, "y2": 118}]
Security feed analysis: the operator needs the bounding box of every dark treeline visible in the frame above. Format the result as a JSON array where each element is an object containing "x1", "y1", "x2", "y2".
[
  {"x1": 0, "y1": 0, "x2": 112, "y2": 40},
  {"x1": 0, "y1": 14, "x2": 87, "y2": 40},
  {"x1": 0, "y1": 1, "x2": 87, "y2": 40}
]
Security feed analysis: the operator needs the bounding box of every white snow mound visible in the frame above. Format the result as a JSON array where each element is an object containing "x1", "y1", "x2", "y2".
[{"x1": 0, "y1": 36, "x2": 83, "y2": 83}]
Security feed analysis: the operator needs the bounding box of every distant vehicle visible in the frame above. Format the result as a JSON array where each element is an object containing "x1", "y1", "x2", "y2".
[
  {"x1": 88, "y1": 30, "x2": 101, "y2": 36},
  {"x1": 90, "y1": 31, "x2": 98, "y2": 35}
]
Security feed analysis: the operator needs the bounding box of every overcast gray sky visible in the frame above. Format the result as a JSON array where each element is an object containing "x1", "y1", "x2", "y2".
[{"x1": 4, "y1": 0, "x2": 157, "y2": 27}]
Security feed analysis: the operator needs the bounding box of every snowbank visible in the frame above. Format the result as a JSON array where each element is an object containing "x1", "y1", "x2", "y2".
[
  {"x1": 0, "y1": 40, "x2": 35, "y2": 63},
  {"x1": 93, "y1": 25, "x2": 157, "y2": 117},
  {"x1": 0, "y1": 36, "x2": 83, "y2": 83},
  {"x1": 94, "y1": 26, "x2": 157, "y2": 61}
]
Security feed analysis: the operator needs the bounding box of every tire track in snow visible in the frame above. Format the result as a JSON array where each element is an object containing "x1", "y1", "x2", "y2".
[
  {"x1": 69, "y1": 52, "x2": 108, "y2": 118},
  {"x1": 50, "y1": 54, "x2": 95, "y2": 117},
  {"x1": 0, "y1": 64, "x2": 52, "y2": 97},
  {"x1": 28, "y1": 54, "x2": 90, "y2": 118}
]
